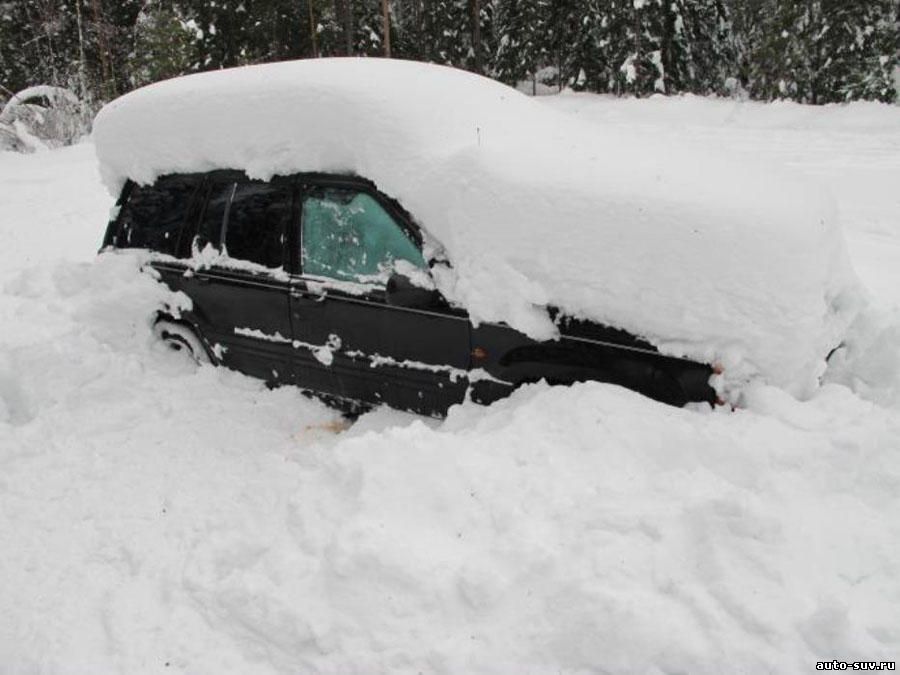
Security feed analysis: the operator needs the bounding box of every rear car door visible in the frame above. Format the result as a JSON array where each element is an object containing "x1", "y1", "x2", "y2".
[
  {"x1": 290, "y1": 180, "x2": 470, "y2": 416},
  {"x1": 172, "y1": 175, "x2": 296, "y2": 384}
]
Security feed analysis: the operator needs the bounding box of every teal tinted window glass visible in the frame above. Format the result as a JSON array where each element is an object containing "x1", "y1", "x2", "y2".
[{"x1": 301, "y1": 188, "x2": 426, "y2": 283}]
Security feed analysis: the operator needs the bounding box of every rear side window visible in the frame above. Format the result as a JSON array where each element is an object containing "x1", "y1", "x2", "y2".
[
  {"x1": 224, "y1": 182, "x2": 291, "y2": 269},
  {"x1": 116, "y1": 176, "x2": 198, "y2": 256},
  {"x1": 193, "y1": 181, "x2": 291, "y2": 270}
]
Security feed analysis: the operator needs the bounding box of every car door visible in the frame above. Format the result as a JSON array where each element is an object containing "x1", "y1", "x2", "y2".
[
  {"x1": 174, "y1": 175, "x2": 296, "y2": 384},
  {"x1": 289, "y1": 180, "x2": 470, "y2": 416}
]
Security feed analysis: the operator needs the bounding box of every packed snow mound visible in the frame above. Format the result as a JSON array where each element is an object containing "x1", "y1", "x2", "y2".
[{"x1": 93, "y1": 58, "x2": 862, "y2": 397}]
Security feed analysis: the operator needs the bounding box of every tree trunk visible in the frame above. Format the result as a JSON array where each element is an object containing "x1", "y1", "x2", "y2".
[
  {"x1": 472, "y1": 0, "x2": 481, "y2": 73},
  {"x1": 382, "y1": 0, "x2": 391, "y2": 57},
  {"x1": 633, "y1": 3, "x2": 641, "y2": 96},
  {"x1": 308, "y1": 0, "x2": 319, "y2": 57},
  {"x1": 74, "y1": 0, "x2": 88, "y2": 102},
  {"x1": 344, "y1": 0, "x2": 354, "y2": 55},
  {"x1": 333, "y1": 0, "x2": 353, "y2": 55},
  {"x1": 90, "y1": 0, "x2": 115, "y2": 98}
]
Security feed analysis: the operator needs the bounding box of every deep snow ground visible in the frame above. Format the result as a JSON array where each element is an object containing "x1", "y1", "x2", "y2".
[{"x1": 1, "y1": 96, "x2": 899, "y2": 673}]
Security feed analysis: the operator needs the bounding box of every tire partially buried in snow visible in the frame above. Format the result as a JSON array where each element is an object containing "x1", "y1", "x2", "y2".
[{"x1": 92, "y1": 58, "x2": 862, "y2": 398}]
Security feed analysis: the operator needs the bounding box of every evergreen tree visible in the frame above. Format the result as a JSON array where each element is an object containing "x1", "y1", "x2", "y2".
[
  {"x1": 423, "y1": 0, "x2": 471, "y2": 66},
  {"x1": 1, "y1": 0, "x2": 80, "y2": 92},
  {"x1": 0, "y1": 0, "x2": 895, "y2": 108},
  {"x1": 188, "y1": 0, "x2": 255, "y2": 69},
  {"x1": 740, "y1": 0, "x2": 898, "y2": 104},
  {"x1": 390, "y1": 0, "x2": 426, "y2": 61},
  {"x1": 663, "y1": 0, "x2": 734, "y2": 94},
  {"x1": 421, "y1": 0, "x2": 490, "y2": 71},
  {"x1": 728, "y1": 0, "x2": 777, "y2": 97},
  {"x1": 817, "y1": 0, "x2": 897, "y2": 103},
  {"x1": 493, "y1": 0, "x2": 545, "y2": 85},
  {"x1": 614, "y1": 0, "x2": 667, "y2": 95},
  {"x1": 558, "y1": 0, "x2": 620, "y2": 92},
  {"x1": 471, "y1": 0, "x2": 494, "y2": 74},
  {"x1": 313, "y1": 0, "x2": 346, "y2": 56},
  {"x1": 352, "y1": 0, "x2": 383, "y2": 55},
  {"x1": 0, "y1": 1, "x2": 34, "y2": 94},
  {"x1": 128, "y1": 4, "x2": 194, "y2": 88}
]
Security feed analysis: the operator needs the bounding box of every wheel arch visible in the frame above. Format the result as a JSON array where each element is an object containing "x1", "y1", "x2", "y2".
[{"x1": 153, "y1": 312, "x2": 219, "y2": 365}]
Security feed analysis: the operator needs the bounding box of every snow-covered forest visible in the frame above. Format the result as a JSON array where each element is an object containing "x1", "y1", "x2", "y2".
[{"x1": 1, "y1": 0, "x2": 897, "y2": 112}]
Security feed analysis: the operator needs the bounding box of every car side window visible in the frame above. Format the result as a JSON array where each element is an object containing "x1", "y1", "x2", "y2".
[
  {"x1": 301, "y1": 188, "x2": 426, "y2": 284},
  {"x1": 117, "y1": 176, "x2": 198, "y2": 256},
  {"x1": 193, "y1": 181, "x2": 290, "y2": 270},
  {"x1": 224, "y1": 182, "x2": 290, "y2": 269}
]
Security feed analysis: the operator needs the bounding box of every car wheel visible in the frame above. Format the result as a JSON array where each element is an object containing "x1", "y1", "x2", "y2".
[{"x1": 153, "y1": 321, "x2": 213, "y2": 366}]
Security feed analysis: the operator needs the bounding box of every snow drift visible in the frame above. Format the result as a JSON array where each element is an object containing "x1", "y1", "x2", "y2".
[{"x1": 92, "y1": 58, "x2": 861, "y2": 397}]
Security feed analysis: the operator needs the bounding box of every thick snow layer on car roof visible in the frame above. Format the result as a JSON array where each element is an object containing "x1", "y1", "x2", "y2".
[{"x1": 92, "y1": 58, "x2": 861, "y2": 397}]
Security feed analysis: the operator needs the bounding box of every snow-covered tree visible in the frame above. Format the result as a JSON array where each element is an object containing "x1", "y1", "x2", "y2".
[
  {"x1": 352, "y1": 0, "x2": 384, "y2": 55},
  {"x1": 556, "y1": 0, "x2": 620, "y2": 92},
  {"x1": 612, "y1": 0, "x2": 667, "y2": 95},
  {"x1": 422, "y1": 0, "x2": 471, "y2": 66},
  {"x1": 415, "y1": 0, "x2": 488, "y2": 70},
  {"x1": 0, "y1": 84, "x2": 87, "y2": 151},
  {"x1": 735, "y1": 0, "x2": 898, "y2": 104},
  {"x1": 817, "y1": 0, "x2": 897, "y2": 103},
  {"x1": 0, "y1": 0, "x2": 894, "y2": 105},
  {"x1": 128, "y1": 4, "x2": 194, "y2": 88},
  {"x1": 493, "y1": 0, "x2": 547, "y2": 85},
  {"x1": 663, "y1": 0, "x2": 734, "y2": 94}
]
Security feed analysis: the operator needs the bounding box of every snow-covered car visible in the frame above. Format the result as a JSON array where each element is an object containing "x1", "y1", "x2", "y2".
[
  {"x1": 94, "y1": 59, "x2": 860, "y2": 413},
  {"x1": 100, "y1": 170, "x2": 716, "y2": 416}
]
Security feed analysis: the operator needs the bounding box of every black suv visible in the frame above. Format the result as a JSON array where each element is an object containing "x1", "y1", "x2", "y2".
[{"x1": 102, "y1": 170, "x2": 716, "y2": 416}]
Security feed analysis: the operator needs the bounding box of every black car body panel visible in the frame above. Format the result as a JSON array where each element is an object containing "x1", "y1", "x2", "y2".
[{"x1": 103, "y1": 171, "x2": 716, "y2": 416}]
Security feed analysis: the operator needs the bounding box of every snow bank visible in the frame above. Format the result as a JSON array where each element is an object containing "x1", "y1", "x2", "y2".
[
  {"x1": 550, "y1": 91, "x2": 900, "y2": 132},
  {"x1": 0, "y1": 144, "x2": 108, "y2": 276},
  {"x1": 4, "y1": 272, "x2": 900, "y2": 672},
  {"x1": 93, "y1": 59, "x2": 861, "y2": 396},
  {"x1": 825, "y1": 307, "x2": 900, "y2": 409}
]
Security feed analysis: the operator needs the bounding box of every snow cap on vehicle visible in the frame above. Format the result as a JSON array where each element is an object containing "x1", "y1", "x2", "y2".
[{"x1": 93, "y1": 58, "x2": 861, "y2": 398}]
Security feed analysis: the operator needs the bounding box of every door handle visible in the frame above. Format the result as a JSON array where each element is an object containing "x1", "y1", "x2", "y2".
[{"x1": 290, "y1": 288, "x2": 328, "y2": 303}]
